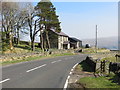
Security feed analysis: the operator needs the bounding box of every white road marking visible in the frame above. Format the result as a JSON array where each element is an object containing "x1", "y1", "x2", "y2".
[
  {"x1": 64, "y1": 63, "x2": 79, "y2": 89},
  {"x1": 64, "y1": 75, "x2": 70, "y2": 89},
  {"x1": 51, "y1": 61, "x2": 57, "y2": 63},
  {"x1": 0, "y1": 78, "x2": 10, "y2": 84},
  {"x1": 71, "y1": 69, "x2": 74, "y2": 72},
  {"x1": 73, "y1": 63, "x2": 78, "y2": 69},
  {"x1": 67, "y1": 76, "x2": 70, "y2": 79},
  {"x1": 65, "y1": 57, "x2": 74, "y2": 60},
  {"x1": 58, "y1": 60, "x2": 62, "y2": 62},
  {"x1": 26, "y1": 64, "x2": 46, "y2": 72},
  {"x1": 69, "y1": 72, "x2": 72, "y2": 75},
  {"x1": 51, "y1": 60, "x2": 61, "y2": 64}
]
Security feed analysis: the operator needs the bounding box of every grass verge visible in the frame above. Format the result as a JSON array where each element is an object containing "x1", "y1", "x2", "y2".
[
  {"x1": 77, "y1": 61, "x2": 120, "y2": 88},
  {"x1": 79, "y1": 76, "x2": 120, "y2": 88},
  {"x1": 82, "y1": 48, "x2": 110, "y2": 54},
  {"x1": 1, "y1": 53, "x2": 75, "y2": 66},
  {"x1": 101, "y1": 56, "x2": 116, "y2": 62}
]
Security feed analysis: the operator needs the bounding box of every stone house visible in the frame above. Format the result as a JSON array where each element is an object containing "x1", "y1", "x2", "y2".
[
  {"x1": 48, "y1": 29, "x2": 70, "y2": 49},
  {"x1": 69, "y1": 37, "x2": 82, "y2": 49}
]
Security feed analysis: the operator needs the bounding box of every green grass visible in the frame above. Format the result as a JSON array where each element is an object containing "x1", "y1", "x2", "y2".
[
  {"x1": 1, "y1": 43, "x2": 75, "y2": 65},
  {"x1": 1, "y1": 53, "x2": 75, "y2": 65},
  {"x1": 79, "y1": 76, "x2": 120, "y2": 88},
  {"x1": 52, "y1": 53, "x2": 74, "y2": 57},
  {"x1": 77, "y1": 59, "x2": 120, "y2": 88},
  {"x1": 101, "y1": 56, "x2": 116, "y2": 62},
  {"x1": 2, "y1": 55, "x2": 46, "y2": 65},
  {"x1": 82, "y1": 48, "x2": 110, "y2": 54},
  {"x1": 75, "y1": 64, "x2": 83, "y2": 71}
]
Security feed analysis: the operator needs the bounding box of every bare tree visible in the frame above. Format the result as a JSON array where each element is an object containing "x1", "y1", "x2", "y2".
[
  {"x1": 13, "y1": 3, "x2": 29, "y2": 45},
  {"x1": 1, "y1": 2, "x2": 44, "y2": 51},
  {"x1": 24, "y1": 3, "x2": 42, "y2": 51},
  {"x1": 2, "y1": 2, "x2": 19, "y2": 50}
]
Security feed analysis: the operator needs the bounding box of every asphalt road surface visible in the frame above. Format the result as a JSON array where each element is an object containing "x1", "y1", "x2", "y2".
[{"x1": 1, "y1": 54, "x2": 87, "y2": 88}]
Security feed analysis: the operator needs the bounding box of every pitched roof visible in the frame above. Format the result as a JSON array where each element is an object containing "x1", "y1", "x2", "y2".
[
  {"x1": 69, "y1": 37, "x2": 82, "y2": 42},
  {"x1": 50, "y1": 29, "x2": 68, "y2": 37}
]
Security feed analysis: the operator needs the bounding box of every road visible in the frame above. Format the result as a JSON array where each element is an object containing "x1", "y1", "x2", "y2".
[{"x1": 1, "y1": 54, "x2": 87, "y2": 88}]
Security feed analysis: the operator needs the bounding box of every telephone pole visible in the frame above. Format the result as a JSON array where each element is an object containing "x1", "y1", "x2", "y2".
[{"x1": 95, "y1": 25, "x2": 98, "y2": 53}]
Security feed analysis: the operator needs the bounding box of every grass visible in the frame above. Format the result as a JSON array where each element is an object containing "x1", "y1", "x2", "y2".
[
  {"x1": 3, "y1": 44, "x2": 31, "y2": 54},
  {"x1": 14, "y1": 44, "x2": 43, "y2": 53},
  {"x1": 75, "y1": 48, "x2": 120, "y2": 88},
  {"x1": 1, "y1": 52, "x2": 75, "y2": 65},
  {"x1": 79, "y1": 76, "x2": 120, "y2": 88},
  {"x1": 77, "y1": 59, "x2": 120, "y2": 88},
  {"x1": 2, "y1": 55, "x2": 46, "y2": 65},
  {"x1": 82, "y1": 48, "x2": 96, "y2": 54},
  {"x1": 101, "y1": 56, "x2": 116, "y2": 62},
  {"x1": 82, "y1": 48, "x2": 110, "y2": 54},
  {"x1": 1, "y1": 43, "x2": 75, "y2": 65},
  {"x1": 52, "y1": 53, "x2": 74, "y2": 57}
]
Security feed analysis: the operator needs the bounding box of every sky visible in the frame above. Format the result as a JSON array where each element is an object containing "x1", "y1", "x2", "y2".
[{"x1": 33, "y1": 1, "x2": 118, "y2": 40}]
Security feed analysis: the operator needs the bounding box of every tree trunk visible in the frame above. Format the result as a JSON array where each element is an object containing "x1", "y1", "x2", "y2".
[
  {"x1": 9, "y1": 33, "x2": 13, "y2": 50},
  {"x1": 31, "y1": 39, "x2": 35, "y2": 51},
  {"x1": 46, "y1": 30, "x2": 50, "y2": 49},
  {"x1": 44, "y1": 40, "x2": 46, "y2": 51},
  {"x1": 40, "y1": 31, "x2": 44, "y2": 51},
  {"x1": 28, "y1": 18, "x2": 34, "y2": 51},
  {"x1": 16, "y1": 28, "x2": 20, "y2": 45},
  {"x1": 6, "y1": 33, "x2": 10, "y2": 44},
  {"x1": 6, "y1": 33, "x2": 13, "y2": 50}
]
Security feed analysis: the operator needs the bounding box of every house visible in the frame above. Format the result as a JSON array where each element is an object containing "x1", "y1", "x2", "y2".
[
  {"x1": 48, "y1": 29, "x2": 70, "y2": 49},
  {"x1": 69, "y1": 37, "x2": 82, "y2": 49}
]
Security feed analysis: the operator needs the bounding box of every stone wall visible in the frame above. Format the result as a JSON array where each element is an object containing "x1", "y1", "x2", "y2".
[
  {"x1": 0, "y1": 49, "x2": 74, "y2": 63},
  {"x1": 84, "y1": 55, "x2": 120, "y2": 77}
]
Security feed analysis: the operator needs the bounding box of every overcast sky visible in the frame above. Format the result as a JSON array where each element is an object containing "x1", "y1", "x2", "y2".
[{"x1": 33, "y1": 1, "x2": 118, "y2": 40}]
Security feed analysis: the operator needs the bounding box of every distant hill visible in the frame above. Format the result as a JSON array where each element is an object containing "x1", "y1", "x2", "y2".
[{"x1": 82, "y1": 36, "x2": 118, "y2": 50}]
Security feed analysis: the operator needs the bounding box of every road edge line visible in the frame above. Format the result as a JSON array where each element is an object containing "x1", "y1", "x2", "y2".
[{"x1": 63, "y1": 63, "x2": 79, "y2": 90}]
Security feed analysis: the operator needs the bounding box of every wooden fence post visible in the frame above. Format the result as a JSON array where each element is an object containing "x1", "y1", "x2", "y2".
[
  {"x1": 109, "y1": 62, "x2": 112, "y2": 74},
  {"x1": 101, "y1": 60, "x2": 105, "y2": 73}
]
